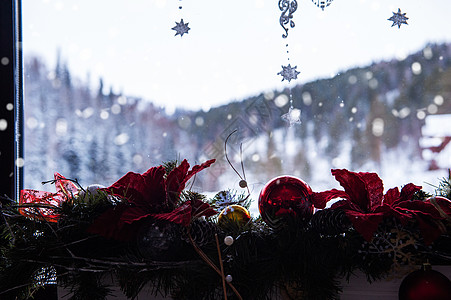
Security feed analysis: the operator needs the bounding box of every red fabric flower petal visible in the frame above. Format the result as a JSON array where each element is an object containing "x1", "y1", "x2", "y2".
[
  {"x1": 54, "y1": 173, "x2": 79, "y2": 198},
  {"x1": 331, "y1": 169, "x2": 367, "y2": 208},
  {"x1": 396, "y1": 200, "x2": 445, "y2": 244},
  {"x1": 358, "y1": 172, "x2": 384, "y2": 210},
  {"x1": 152, "y1": 203, "x2": 192, "y2": 226},
  {"x1": 119, "y1": 207, "x2": 154, "y2": 225},
  {"x1": 166, "y1": 159, "x2": 191, "y2": 206},
  {"x1": 19, "y1": 173, "x2": 77, "y2": 222},
  {"x1": 165, "y1": 159, "x2": 216, "y2": 205},
  {"x1": 19, "y1": 189, "x2": 62, "y2": 222},
  {"x1": 315, "y1": 169, "x2": 448, "y2": 243},
  {"x1": 166, "y1": 159, "x2": 216, "y2": 209},
  {"x1": 190, "y1": 198, "x2": 217, "y2": 219},
  {"x1": 87, "y1": 204, "x2": 139, "y2": 241},
  {"x1": 91, "y1": 166, "x2": 167, "y2": 239},
  {"x1": 397, "y1": 200, "x2": 442, "y2": 219},
  {"x1": 386, "y1": 206, "x2": 413, "y2": 224},
  {"x1": 428, "y1": 196, "x2": 451, "y2": 217},
  {"x1": 414, "y1": 215, "x2": 444, "y2": 245},
  {"x1": 383, "y1": 187, "x2": 400, "y2": 206},
  {"x1": 183, "y1": 159, "x2": 216, "y2": 189},
  {"x1": 311, "y1": 189, "x2": 349, "y2": 209},
  {"x1": 90, "y1": 160, "x2": 216, "y2": 240},
  {"x1": 104, "y1": 166, "x2": 166, "y2": 208},
  {"x1": 141, "y1": 166, "x2": 167, "y2": 209},
  {"x1": 399, "y1": 183, "x2": 422, "y2": 203},
  {"x1": 330, "y1": 198, "x2": 361, "y2": 212},
  {"x1": 104, "y1": 172, "x2": 146, "y2": 202},
  {"x1": 152, "y1": 199, "x2": 217, "y2": 227},
  {"x1": 331, "y1": 169, "x2": 383, "y2": 211},
  {"x1": 345, "y1": 210, "x2": 385, "y2": 241}
]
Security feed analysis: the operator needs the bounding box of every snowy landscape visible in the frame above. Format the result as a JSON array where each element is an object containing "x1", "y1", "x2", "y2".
[{"x1": 23, "y1": 43, "x2": 451, "y2": 215}]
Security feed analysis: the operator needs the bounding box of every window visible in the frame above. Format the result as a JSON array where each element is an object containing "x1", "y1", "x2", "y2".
[
  {"x1": 0, "y1": 0, "x2": 22, "y2": 200},
  {"x1": 1, "y1": 2, "x2": 450, "y2": 298},
  {"x1": 11, "y1": 0, "x2": 451, "y2": 214}
]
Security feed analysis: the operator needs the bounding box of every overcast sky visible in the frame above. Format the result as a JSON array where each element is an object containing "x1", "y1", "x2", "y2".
[{"x1": 23, "y1": 0, "x2": 451, "y2": 111}]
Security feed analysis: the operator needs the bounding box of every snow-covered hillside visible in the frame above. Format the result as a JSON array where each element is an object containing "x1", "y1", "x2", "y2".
[{"x1": 23, "y1": 43, "x2": 451, "y2": 217}]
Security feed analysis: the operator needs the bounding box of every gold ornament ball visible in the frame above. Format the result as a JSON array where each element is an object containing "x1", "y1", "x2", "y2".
[{"x1": 218, "y1": 205, "x2": 251, "y2": 227}]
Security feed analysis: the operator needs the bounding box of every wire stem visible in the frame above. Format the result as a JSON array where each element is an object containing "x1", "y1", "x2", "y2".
[
  {"x1": 188, "y1": 231, "x2": 242, "y2": 300},
  {"x1": 215, "y1": 234, "x2": 228, "y2": 300}
]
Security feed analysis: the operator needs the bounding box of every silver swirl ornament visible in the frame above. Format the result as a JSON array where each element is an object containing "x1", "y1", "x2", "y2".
[{"x1": 279, "y1": 0, "x2": 298, "y2": 38}]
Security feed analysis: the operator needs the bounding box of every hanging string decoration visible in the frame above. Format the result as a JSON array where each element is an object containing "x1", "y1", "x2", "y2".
[
  {"x1": 172, "y1": 0, "x2": 190, "y2": 37},
  {"x1": 277, "y1": 1, "x2": 302, "y2": 126},
  {"x1": 311, "y1": 0, "x2": 334, "y2": 11}
]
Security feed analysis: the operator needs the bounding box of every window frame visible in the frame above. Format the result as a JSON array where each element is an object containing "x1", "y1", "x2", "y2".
[{"x1": 0, "y1": 0, "x2": 23, "y2": 200}]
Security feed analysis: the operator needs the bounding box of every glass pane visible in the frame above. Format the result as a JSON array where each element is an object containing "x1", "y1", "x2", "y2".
[{"x1": 22, "y1": 1, "x2": 451, "y2": 213}]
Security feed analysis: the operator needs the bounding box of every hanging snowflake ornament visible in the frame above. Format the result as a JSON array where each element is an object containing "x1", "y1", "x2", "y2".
[
  {"x1": 277, "y1": 64, "x2": 300, "y2": 82},
  {"x1": 311, "y1": 0, "x2": 333, "y2": 11},
  {"x1": 172, "y1": 19, "x2": 190, "y2": 37},
  {"x1": 282, "y1": 106, "x2": 301, "y2": 126},
  {"x1": 279, "y1": 0, "x2": 298, "y2": 38},
  {"x1": 212, "y1": 190, "x2": 239, "y2": 210},
  {"x1": 277, "y1": 1, "x2": 302, "y2": 126},
  {"x1": 388, "y1": 8, "x2": 409, "y2": 29}
]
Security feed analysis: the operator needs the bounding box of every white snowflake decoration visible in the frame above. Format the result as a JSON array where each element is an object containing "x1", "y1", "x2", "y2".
[
  {"x1": 388, "y1": 8, "x2": 409, "y2": 29},
  {"x1": 277, "y1": 64, "x2": 300, "y2": 82},
  {"x1": 172, "y1": 19, "x2": 190, "y2": 37},
  {"x1": 282, "y1": 107, "x2": 301, "y2": 126},
  {"x1": 215, "y1": 190, "x2": 238, "y2": 209},
  {"x1": 311, "y1": 0, "x2": 333, "y2": 11}
]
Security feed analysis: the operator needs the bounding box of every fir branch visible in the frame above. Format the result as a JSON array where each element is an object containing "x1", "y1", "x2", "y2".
[
  {"x1": 436, "y1": 171, "x2": 451, "y2": 199},
  {"x1": 2, "y1": 172, "x2": 451, "y2": 299},
  {"x1": 162, "y1": 160, "x2": 179, "y2": 177},
  {"x1": 0, "y1": 207, "x2": 16, "y2": 244}
]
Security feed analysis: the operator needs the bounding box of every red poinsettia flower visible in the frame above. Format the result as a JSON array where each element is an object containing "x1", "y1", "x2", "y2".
[
  {"x1": 152, "y1": 198, "x2": 218, "y2": 227},
  {"x1": 395, "y1": 196, "x2": 451, "y2": 244},
  {"x1": 88, "y1": 159, "x2": 216, "y2": 240},
  {"x1": 311, "y1": 169, "x2": 451, "y2": 243},
  {"x1": 20, "y1": 173, "x2": 79, "y2": 222}
]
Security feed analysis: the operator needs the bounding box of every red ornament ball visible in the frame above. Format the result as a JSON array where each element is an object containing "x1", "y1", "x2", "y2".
[
  {"x1": 399, "y1": 264, "x2": 451, "y2": 300},
  {"x1": 258, "y1": 176, "x2": 313, "y2": 228}
]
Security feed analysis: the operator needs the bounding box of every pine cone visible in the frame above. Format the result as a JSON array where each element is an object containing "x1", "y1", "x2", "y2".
[
  {"x1": 137, "y1": 220, "x2": 183, "y2": 260},
  {"x1": 183, "y1": 219, "x2": 221, "y2": 247},
  {"x1": 310, "y1": 209, "x2": 351, "y2": 235}
]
